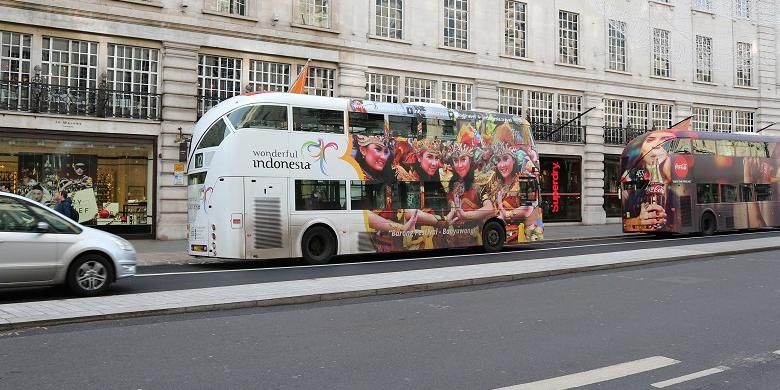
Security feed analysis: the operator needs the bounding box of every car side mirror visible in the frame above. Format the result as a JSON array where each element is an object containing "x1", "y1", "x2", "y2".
[{"x1": 35, "y1": 221, "x2": 51, "y2": 233}]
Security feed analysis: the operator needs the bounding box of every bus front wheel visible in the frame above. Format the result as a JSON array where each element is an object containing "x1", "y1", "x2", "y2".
[
  {"x1": 301, "y1": 225, "x2": 336, "y2": 265},
  {"x1": 482, "y1": 221, "x2": 506, "y2": 253},
  {"x1": 700, "y1": 213, "x2": 717, "y2": 236}
]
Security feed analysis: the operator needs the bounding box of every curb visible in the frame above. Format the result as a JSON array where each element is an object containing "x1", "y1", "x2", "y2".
[{"x1": 3, "y1": 242, "x2": 778, "y2": 331}]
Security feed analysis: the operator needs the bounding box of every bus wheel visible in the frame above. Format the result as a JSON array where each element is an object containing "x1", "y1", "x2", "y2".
[
  {"x1": 700, "y1": 212, "x2": 716, "y2": 236},
  {"x1": 301, "y1": 225, "x2": 336, "y2": 265},
  {"x1": 482, "y1": 221, "x2": 506, "y2": 253}
]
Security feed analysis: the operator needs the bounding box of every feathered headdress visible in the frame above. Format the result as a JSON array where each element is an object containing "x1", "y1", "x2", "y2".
[
  {"x1": 447, "y1": 142, "x2": 475, "y2": 159},
  {"x1": 413, "y1": 137, "x2": 443, "y2": 155},
  {"x1": 356, "y1": 134, "x2": 388, "y2": 147}
]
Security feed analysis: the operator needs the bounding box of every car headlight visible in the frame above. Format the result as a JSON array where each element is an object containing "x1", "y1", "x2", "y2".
[{"x1": 111, "y1": 237, "x2": 135, "y2": 251}]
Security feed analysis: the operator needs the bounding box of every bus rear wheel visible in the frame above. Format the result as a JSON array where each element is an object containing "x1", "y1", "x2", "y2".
[
  {"x1": 301, "y1": 225, "x2": 336, "y2": 265},
  {"x1": 482, "y1": 221, "x2": 506, "y2": 253},
  {"x1": 700, "y1": 212, "x2": 716, "y2": 236}
]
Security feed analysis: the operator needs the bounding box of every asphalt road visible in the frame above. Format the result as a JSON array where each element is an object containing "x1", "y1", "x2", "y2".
[{"x1": 1, "y1": 248, "x2": 779, "y2": 389}]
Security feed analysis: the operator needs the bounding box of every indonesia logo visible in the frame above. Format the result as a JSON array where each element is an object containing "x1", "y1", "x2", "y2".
[
  {"x1": 301, "y1": 139, "x2": 339, "y2": 175},
  {"x1": 674, "y1": 156, "x2": 690, "y2": 178}
]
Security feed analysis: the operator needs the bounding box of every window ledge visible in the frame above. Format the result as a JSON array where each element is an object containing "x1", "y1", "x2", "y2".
[
  {"x1": 437, "y1": 45, "x2": 477, "y2": 54},
  {"x1": 367, "y1": 34, "x2": 412, "y2": 45},
  {"x1": 693, "y1": 80, "x2": 718, "y2": 86},
  {"x1": 648, "y1": 0, "x2": 674, "y2": 8},
  {"x1": 691, "y1": 8, "x2": 715, "y2": 16},
  {"x1": 650, "y1": 75, "x2": 676, "y2": 81},
  {"x1": 734, "y1": 84, "x2": 758, "y2": 90},
  {"x1": 113, "y1": 0, "x2": 163, "y2": 7},
  {"x1": 291, "y1": 23, "x2": 339, "y2": 34},
  {"x1": 499, "y1": 54, "x2": 534, "y2": 62},
  {"x1": 605, "y1": 69, "x2": 631, "y2": 76},
  {"x1": 555, "y1": 62, "x2": 586, "y2": 70},
  {"x1": 202, "y1": 9, "x2": 258, "y2": 22}
]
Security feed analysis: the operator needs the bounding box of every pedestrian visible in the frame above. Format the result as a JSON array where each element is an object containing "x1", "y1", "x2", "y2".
[{"x1": 54, "y1": 191, "x2": 77, "y2": 221}]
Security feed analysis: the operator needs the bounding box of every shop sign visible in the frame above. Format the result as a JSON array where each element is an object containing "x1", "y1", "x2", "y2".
[
  {"x1": 174, "y1": 163, "x2": 185, "y2": 186},
  {"x1": 551, "y1": 161, "x2": 561, "y2": 213}
]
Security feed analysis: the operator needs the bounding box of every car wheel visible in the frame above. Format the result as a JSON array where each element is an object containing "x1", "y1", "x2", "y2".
[
  {"x1": 482, "y1": 220, "x2": 506, "y2": 253},
  {"x1": 67, "y1": 254, "x2": 113, "y2": 296},
  {"x1": 301, "y1": 226, "x2": 336, "y2": 265},
  {"x1": 700, "y1": 212, "x2": 716, "y2": 236}
]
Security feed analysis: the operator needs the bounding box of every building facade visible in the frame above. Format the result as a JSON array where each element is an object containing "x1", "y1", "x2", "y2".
[{"x1": 0, "y1": 0, "x2": 777, "y2": 239}]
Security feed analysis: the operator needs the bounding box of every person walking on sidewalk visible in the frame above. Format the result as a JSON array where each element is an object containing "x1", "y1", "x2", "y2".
[{"x1": 54, "y1": 191, "x2": 77, "y2": 221}]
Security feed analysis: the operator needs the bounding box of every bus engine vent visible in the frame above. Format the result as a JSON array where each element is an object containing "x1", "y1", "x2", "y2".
[
  {"x1": 679, "y1": 196, "x2": 692, "y2": 227},
  {"x1": 357, "y1": 232, "x2": 374, "y2": 252},
  {"x1": 253, "y1": 197, "x2": 282, "y2": 249}
]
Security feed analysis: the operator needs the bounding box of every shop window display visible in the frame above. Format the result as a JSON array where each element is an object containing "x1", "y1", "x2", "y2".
[
  {"x1": 0, "y1": 135, "x2": 154, "y2": 235},
  {"x1": 538, "y1": 156, "x2": 582, "y2": 222}
]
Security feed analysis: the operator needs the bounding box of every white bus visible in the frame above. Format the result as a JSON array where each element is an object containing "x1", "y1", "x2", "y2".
[{"x1": 187, "y1": 92, "x2": 544, "y2": 264}]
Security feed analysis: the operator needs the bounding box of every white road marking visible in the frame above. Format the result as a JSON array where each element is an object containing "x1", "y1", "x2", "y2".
[
  {"x1": 494, "y1": 356, "x2": 680, "y2": 390},
  {"x1": 651, "y1": 366, "x2": 730, "y2": 388},
  {"x1": 773, "y1": 350, "x2": 780, "y2": 355},
  {"x1": 137, "y1": 230, "x2": 777, "y2": 277}
]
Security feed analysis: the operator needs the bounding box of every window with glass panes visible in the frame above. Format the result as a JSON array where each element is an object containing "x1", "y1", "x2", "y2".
[
  {"x1": 404, "y1": 77, "x2": 436, "y2": 103},
  {"x1": 712, "y1": 109, "x2": 732, "y2": 132},
  {"x1": 444, "y1": 0, "x2": 469, "y2": 49},
  {"x1": 0, "y1": 31, "x2": 31, "y2": 110},
  {"x1": 376, "y1": 0, "x2": 403, "y2": 39},
  {"x1": 42, "y1": 37, "x2": 98, "y2": 88},
  {"x1": 694, "y1": 0, "x2": 712, "y2": 11},
  {"x1": 249, "y1": 60, "x2": 290, "y2": 92},
  {"x1": 528, "y1": 91, "x2": 553, "y2": 123},
  {"x1": 298, "y1": 0, "x2": 330, "y2": 28},
  {"x1": 197, "y1": 55, "x2": 242, "y2": 116},
  {"x1": 107, "y1": 44, "x2": 160, "y2": 119},
  {"x1": 604, "y1": 99, "x2": 623, "y2": 127},
  {"x1": 736, "y1": 42, "x2": 752, "y2": 87},
  {"x1": 692, "y1": 107, "x2": 709, "y2": 131},
  {"x1": 608, "y1": 20, "x2": 626, "y2": 72},
  {"x1": 300, "y1": 65, "x2": 335, "y2": 97},
  {"x1": 651, "y1": 104, "x2": 672, "y2": 129},
  {"x1": 498, "y1": 87, "x2": 522, "y2": 116},
  {"x1": 652, "y1": 28, "x2": 670, "y2": 78},
  {"x1": 216, "y1": 0, "x2": 246, "y2": 15},
  {"x1": 557, "y1": 94, "x2": 582, "y2": 142},
  {"x1": 627, "y1": 101, "x2": 649, "y2": 130},
  {"x1": 441, "y1": 82, "x2": 472, "y2": 110},
  {"x1": 735, "y1": 110, "x2": 754, "y2": 132},
  {"x1": 696, "y1": 35, "x2": 712, "y2": 82},
  {"x1": 504, "y1": 1, "x2": 527, "y2": 57},
  {"x1": 366, "y1": 73, "x2": 399, "y2": 103},
  {"x1": 559, "y1": 10, "x2": 579, "y2": 65},
  {"x1": 735, "y1": 0, "x2": 751, "y2": 19}
]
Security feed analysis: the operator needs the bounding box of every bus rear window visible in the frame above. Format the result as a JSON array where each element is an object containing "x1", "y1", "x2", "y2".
[
  {"x1": 188, "y1": 172, "x2": 206, "y2": 185},
  {"x1": 228, "y1": 105, "x2": 288, "y2": 130},
  {"x1": 293, "y1": 107, "x2": 345, "y2": 134},
  {"x1": 197, "y1": 118, "x2": 230, "y2": 149}
]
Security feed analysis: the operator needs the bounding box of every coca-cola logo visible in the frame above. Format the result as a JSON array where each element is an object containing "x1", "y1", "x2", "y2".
[{"x1": 674, "y1": 156, "x2": 690, "y2": 178}]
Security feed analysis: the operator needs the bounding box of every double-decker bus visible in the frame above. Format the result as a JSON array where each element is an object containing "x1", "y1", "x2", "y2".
[
  {"x1": 620, "y1": 127, "x2": 780, "y2": 235},
  {"x1": 187, "y1": 92, "x2": 544, "y2": 264}
]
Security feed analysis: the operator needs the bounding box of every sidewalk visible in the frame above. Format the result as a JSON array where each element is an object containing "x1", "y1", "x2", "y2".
[
  {"x1": 2, "y1": 231, "x2": 778, "y2": 330},
  {"x1": 131, "y1": 223, "x2": 628, "y2": 266}
]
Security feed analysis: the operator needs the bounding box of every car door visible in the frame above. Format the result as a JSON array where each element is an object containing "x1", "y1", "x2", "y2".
[{"x1": 0, "y1": 195, "x2": 60, "y2": 284}]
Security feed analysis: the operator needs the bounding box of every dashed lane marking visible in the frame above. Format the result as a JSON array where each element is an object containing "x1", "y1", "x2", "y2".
[
  {"x1": 651, "y1": 366, "x2": 730, "y2": 388},
  {"x1": 494, "y1": 356, "x2": 680, "y2": 390}
]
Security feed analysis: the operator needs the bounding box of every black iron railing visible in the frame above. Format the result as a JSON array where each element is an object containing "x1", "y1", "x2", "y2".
[
  {"x1": 530, "y1": 121, "x2": 585, "y2": 144},
  {"x1": 0, "y1": 79, "x2": 161, "y2": 120},
  {"x1": 603, "y1": 126, "x2": 649, "y2": 145}
]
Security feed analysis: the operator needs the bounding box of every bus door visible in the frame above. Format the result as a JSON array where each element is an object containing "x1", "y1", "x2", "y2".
[{"x1": 244, "y1": 178, "x2": 290, "y2": 260}]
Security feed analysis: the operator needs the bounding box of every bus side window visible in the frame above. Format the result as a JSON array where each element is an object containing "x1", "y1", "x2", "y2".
[
  {"x1": 692, "y1": 139, "x2": 716, "y2": 154},
  {"x1": 350, "y1": 181, "x2": 388, "y2": 210},
  {"x1": 349, "y1": 112, "x2": 385, "y2": 135},
  {"x1": 425, "y1": 119, "x2": 455, "y2": 140},
  {"x1": 228, "y1": 105, "x2": 288, "y2": 130},
  {"x1": 294, "y1": 180, "x2": 347, "y2": 211},
  {"x1": 716, "y1": 140, "x2": 736, "y2": 156},
  {"x1": 664, "y1": 138, "x2": 692, "y2": 154},
  {"x1": 388, "y1": 115, "x2": 416, "y2": 138},
  {"x1": 740, "y1": 184, "x2": 754, "y2": 202},
  {"x1": 721, "y1": 184, "x2": 738, "y2": 203},
  {"x1": 734, "y1": 141, "x2": 751, "y2": 157},
  {"x1": 196, "y1": 118, "x2": 231, "y2": 149},
  {"x1": 293, "y1": 107, "x2": 345, "y2": 134},
  {"x1": 696, "y1": 183, "x2": 719, "y2": 204},
  {"x1": 756, "y1": 184, "x2": 773, "y2": 201}
]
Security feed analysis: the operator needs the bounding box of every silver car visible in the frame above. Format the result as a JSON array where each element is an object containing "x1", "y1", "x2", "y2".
[{"x1": 0, "y1": 192, "x2": 136, "y2": 296}]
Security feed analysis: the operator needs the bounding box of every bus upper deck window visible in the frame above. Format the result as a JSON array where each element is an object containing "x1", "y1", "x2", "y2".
[
  {"x1": 197, "y1": 118, "x2": 230, "y2": 150},
  {"x1": 228, "y1": 105, "x2": 288, "y2": 130},
  {"x1": 388, "y1": 116, "x2": 416, "y2": 137},
  {"x1": 293, "y1": 107, "x2": 345, "y2": 134},
  {"x1": 692, "y1": 139, "x2": 716, "y2": 154},
  {"x1": 664, "y1": 138, "x2": 691, "y2": 154},
  {"x1": 349, "y1": 112, "x2": 384, "y2": 135}
]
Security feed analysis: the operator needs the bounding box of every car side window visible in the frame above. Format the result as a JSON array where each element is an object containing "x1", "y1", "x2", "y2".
[
  {"x1": 27, "y1": 201, "x2": 81, "y2": 233},
  {"x1": 0, "y1": 197, "x2": 37, "y2": 232}
]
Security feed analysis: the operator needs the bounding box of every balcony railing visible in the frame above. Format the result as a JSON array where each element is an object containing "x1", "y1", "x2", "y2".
[
  {"x1": 603, "y1": 126, "x2": 649, "y2": 145},
  {"x1": 530, "y1": 121, "x2": 585, "y2": 144},
  {"x1": 0, "y1": 79, "x2": 161, "y2": 121}
]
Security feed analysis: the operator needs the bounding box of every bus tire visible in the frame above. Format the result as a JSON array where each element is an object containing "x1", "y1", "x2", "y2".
[
  {"x1": 482, "y1": 220, "x2": 506, "y2": 253},
  {"x1": 700, "y1": 212, "x2": 716, "y2": 236},
  {"x1": 301, "y1": 225, "x2": 336, "y2": 265}
]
